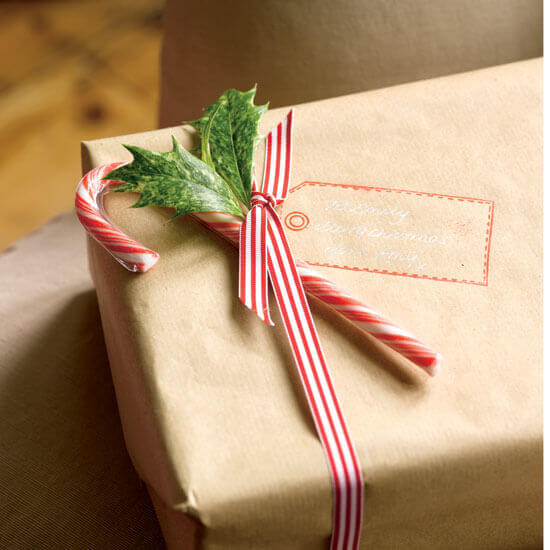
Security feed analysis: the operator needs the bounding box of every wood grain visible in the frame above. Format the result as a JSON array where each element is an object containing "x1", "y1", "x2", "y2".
[{"x1": 0, "y1": 0, "x2": 163, "y2": 250}]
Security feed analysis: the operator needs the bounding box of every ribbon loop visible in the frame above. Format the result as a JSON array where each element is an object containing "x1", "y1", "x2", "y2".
[
  {"x1": 239, "y1": 189, "x2": 285, "y2": 324},
  {"x1": 238, "y1": 197, "x2": 273, "y2": 326}
]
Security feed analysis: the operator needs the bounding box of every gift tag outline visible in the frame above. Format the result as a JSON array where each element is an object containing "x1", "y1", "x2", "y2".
[{"x1": 283, "y1": 181, "x2": 495, "y2": 286}]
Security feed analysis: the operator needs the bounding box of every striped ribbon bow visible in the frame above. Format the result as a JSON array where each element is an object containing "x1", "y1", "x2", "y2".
[{"x1": 239, "y1": 110, "x2": 364, "y2": 550}]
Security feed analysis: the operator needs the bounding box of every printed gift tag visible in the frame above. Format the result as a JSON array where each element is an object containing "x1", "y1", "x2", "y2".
[{"x1": 283, "y1": 182, "x2": 495, "y2": 285}]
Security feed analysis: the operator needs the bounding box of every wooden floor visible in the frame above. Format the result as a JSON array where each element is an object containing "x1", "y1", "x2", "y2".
[{"x1": 0, "y1": 0, "x2": 164, "y2": 250}]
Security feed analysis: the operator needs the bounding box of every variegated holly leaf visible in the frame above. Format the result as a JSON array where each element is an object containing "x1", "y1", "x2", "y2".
[
  {"x1": 104, "y1": 136, "x2": 243, "y2": 219},
  {"x1": 189, "y1": 87, "x2": 267, "y2": 207}
]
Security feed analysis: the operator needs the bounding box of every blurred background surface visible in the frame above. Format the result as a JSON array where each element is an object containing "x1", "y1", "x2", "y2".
[
  {"x1": 0, "y1": 0, "x2": 163, "y2": 250},
  {"x1": 0, "y1": 0, "x2": 542, "y2": 252}
]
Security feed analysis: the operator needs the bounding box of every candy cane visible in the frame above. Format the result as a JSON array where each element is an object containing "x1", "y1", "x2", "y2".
[
  {"x1": 76, "y1": 162, "x2": 441, "y2": 376},
  {"x1": 75, "y1": 162, "x2": 159, "y2": 273}
]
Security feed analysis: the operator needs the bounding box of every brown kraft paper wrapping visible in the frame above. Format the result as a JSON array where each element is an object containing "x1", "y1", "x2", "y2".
[{"x1": 83, "y1": 59, "x2": 542, "y2": 549}]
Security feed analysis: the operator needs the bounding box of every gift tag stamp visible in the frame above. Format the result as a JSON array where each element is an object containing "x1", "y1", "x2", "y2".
[{"x1": 283, "y1": 182, "x2": 495, "y2": 285}]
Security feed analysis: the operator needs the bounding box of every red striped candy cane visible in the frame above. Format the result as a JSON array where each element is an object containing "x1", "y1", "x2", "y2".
[
  {"x1": 296, "y1": 263, "x2": 442, "y2": 376},
  {"x1": 239, "y1": 110, "x2": 363, "y2": 549},
  {"x1": 75, "y1": 167, "x2": 441, "y2": 376},
  {"x1": 75, "y1": 184, "x2": 441, "y2": 373}
]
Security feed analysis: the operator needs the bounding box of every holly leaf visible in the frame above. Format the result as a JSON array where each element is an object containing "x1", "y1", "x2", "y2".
[
  {"x1": 188, "y1": 87, "x2": 268, "y2": 207},
  {"x1": 104, "y1": 136, "x2": 243, "y2": 219}
]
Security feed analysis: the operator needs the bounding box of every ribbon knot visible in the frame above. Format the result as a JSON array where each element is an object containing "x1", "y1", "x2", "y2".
[{"x1": 250, "y1": 191, "x2": 278, "y2": 209}]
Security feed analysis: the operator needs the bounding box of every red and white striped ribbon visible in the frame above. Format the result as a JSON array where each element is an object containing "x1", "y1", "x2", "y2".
[{"x1": 238, "y1": 110, "x2": 363, "y2": 549}]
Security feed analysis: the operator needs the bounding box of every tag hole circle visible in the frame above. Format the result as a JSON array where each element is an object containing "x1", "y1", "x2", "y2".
[{"x1": 284, "y1": 211, "x2": 310, "y2": 231}]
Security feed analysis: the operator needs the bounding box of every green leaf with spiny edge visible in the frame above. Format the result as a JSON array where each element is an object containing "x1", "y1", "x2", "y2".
[
  {"x1": 188, "y1": 86, "x2": 268, "y2": 207},
  {"x1": 104, "y1": 137, "x2": 244, "y2": 219}
]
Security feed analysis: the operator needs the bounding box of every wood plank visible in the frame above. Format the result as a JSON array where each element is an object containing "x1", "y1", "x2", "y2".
[{"x1": 0, "y1": 0, "x2": 163, "y2": 249}]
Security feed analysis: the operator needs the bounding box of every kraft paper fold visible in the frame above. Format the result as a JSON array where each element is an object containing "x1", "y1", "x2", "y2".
[{"x1": 84, "y1": 59, "x2": 542, "y2": 549}]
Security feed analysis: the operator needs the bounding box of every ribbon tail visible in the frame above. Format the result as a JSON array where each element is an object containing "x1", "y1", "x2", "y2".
[
  {"x1": 264, "y1": 205, "x2": 364, "y2": 550},
  {"x1": 239, "y1": 205, "x2": 274, "y2": 326}
]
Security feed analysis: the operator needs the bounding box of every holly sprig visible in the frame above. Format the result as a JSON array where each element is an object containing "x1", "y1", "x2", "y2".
[{"x1": 105, "y1": 87, "x2": 267, "y2": 218}]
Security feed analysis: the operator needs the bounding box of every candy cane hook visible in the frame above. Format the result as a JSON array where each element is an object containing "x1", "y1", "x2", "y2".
[{"x1": 75, "y1": 162, "x2": 159, "y2": 273}]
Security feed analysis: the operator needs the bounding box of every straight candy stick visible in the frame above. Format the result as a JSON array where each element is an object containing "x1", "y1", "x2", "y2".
[
  {"x1": 294, "y1": 262, "x2": 442, "y2": 376},
  {"x1": 202, "y1": 212, "x2": 441, "y2": 377},
  {"x1": 76, "y1": 162, "x2": 441, "y2": 376}
]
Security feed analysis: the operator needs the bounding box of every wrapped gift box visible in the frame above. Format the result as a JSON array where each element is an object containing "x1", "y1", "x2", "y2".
[{"x1": 83, "y1": 58, "x2": 542, "y2": 549}]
